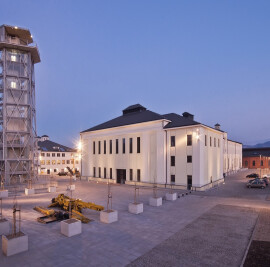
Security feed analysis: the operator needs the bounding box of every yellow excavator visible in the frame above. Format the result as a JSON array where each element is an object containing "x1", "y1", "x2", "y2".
[{"x1": 34, "y1": 194, "x2": 104, "y2": 224}]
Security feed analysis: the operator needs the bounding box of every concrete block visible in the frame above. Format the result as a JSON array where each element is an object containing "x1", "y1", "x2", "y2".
[
  {"x1": 0, "y1": 219, "x2": 9, "y2": 235},
  {"x1": 48, "y1": 186, "x2": 56, "y2": 193},
  {"x1": 61, "y1": 219, "x2": 82, "y2": 237},
  {"x1": 25, "y1": 188, "x2": 35, "y2": 195},
  {"x1": 67, "y1": 184, "x2": 75, "y2": 191},
  {"x1": 128, "y1": 203, "x2": 143, "y2": 214},
  {"x1": 100, "y1": 210, "x2": 118, "y2": 223},
  {"x1": 2, "y1": 232, "x2": 28, "y2": 256},
  {"x1": 0, "y1": 190, "x2": 8, "y2": 198},
  {"x1": 149, "y1": 197, "x2": 162, "y2": 207},
  {"x1": 166, "y1": 193, "x2": 177, "y2": 201}
]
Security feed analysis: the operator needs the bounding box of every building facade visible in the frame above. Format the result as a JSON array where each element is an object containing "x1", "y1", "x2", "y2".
[
  {"x1": 37, "y1": 135, "x2": 80, "y2": 175},
  {"x1": 80, "y1": 104, "x2": 242, "y2": 190},
  {"x1": 243, "y1": 147, "x2": 270, "y2": 170},
  {"x1": 0, "y1": 25, "x2": 40, "y2": 184}
]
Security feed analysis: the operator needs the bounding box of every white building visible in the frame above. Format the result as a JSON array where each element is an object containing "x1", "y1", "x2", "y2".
[
  {"x1": 37, "y1": 135, "x2": 80, "y2": 175},
  {"x1": 80, "y1": 104, "x2": 242, "y2": 190}
]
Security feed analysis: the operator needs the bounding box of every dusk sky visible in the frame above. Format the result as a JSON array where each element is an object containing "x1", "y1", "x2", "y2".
[{"x1": 1, "y1": 0, "x2": 270, "y2": 147}]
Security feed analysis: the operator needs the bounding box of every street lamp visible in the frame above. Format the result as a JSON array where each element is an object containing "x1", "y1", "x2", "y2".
[{"x1": 260, "y1": 154, "x2": 262, "y2": 178}]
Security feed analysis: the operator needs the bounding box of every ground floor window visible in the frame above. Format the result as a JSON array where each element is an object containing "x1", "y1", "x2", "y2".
[
  {"x1": 99, "y1": 167, "x2": 101, "y2": 178},
  {"x1": 171, "y1": 175, "x2": 175, "y2": 183},
  {"x1": 104, "y1": 168, "x2": 106, "y2": 178},
  {"x1": 187, "y1": 175, "x2": 192, "y2": 190},
  {"x1": 130, "y1": 169, "x2": 133, "y2": 181},
  {"x1": 110, "y1": 168, "x2": 112, "y2": 179},
  {"x1": 93, "y1": 167, "x2": 96, "y2": 177},
  {"x1": 137, "y1": 169, "x2": 141, "y2": 182}
]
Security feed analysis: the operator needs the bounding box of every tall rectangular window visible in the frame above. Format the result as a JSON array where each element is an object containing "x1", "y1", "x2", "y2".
[
  {"x1": 104, "y1": 140, "x2": 106, "y2": 154},
  {"x1": 171, "y1": 156, "x2": 175, "y2": 166},
  {"x1": 130, "y1": 169, "x2": 133, "y2": 181},
  {"x1": 98, "y1": 167, "x2": 101, "y2": 178},
  {"x1": 171, "y1": 175, "x2": 175, "y2": 183},
  {"x1": 122, "y1": 138, "x2": 125, "y2": 154},
  {"x1": 47, "y1": 153, "x2": 50, "y2": 157},
  {"x1": 98, "y1": 141, "x2": 101, "y2": 154},
  {"x1": 171, "y1": 136, "x2": 175, "y2": 147},
  {"x1": 187, "y1": 135, "x2": 192, "y2": 146},
  {"x1": 137, "y1": 169, "x2": 141, "y2": 182},
  {"x1": 110, "y1": 168, "x2": 112, "y2": 179},
  {"x1": 137, "y1": 137, "x2": 141, "y2": 153},
  {"x1": 116, "y1": 139, "x2": 119, "y2": 154},
  {"x1": 218, "y1": 139, "x2": 220, "y2": 147},
  {"x1": 261, "y1": 160, "x2": 263, "y2": 166},
  {"x1": 93, "y1": 141, "x2": 95, "y2": 154},
  {"x1": 187, "y1": 156, "x2": 192, "y2": 163},
  {"x1": 214, "y1": 138, "x2": 216, "y2": 147},
  {"x1": 210, "y1": 137, "x2": 212, "y2": 147},
  {"x1": 205, "y1": 135, "x2": 207, "y2": 146},
  {"x1": 252, "y1": 161, "x2": 255, "y2": 166},
  {"x1": 93, "y1": 167, "x2": 96, "y2": 177},
  {"x1": 129, "y1": 138, "x2": 133, "y2": 153},
  {"x1": 110, "y1": 140, "x2": 112, "y2": 154},
  {"x1": 104, "y1": 168, "x2": 106, "y2": 178}
]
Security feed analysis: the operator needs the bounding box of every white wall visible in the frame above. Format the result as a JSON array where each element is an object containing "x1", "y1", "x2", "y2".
[{"x1": 81, "y1": 120, "x2": 166, "y2": 183}]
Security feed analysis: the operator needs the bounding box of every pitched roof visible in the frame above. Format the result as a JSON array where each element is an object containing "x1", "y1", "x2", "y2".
[
  {"x1": 38, "y1": 140, "x2": 76, "y2": 152},
  {"x1": 243, "y1": 147, "x2": 270, "y2": 157},
  {"x1": 81, "y1": 105, "x2": 165, "y2": 133},
  {"x1": 81, "y1": 104, "x2": 226, "y2": 134},
  {"x1": 163, "y1": 113, "x2": 200, "y2": 129}
]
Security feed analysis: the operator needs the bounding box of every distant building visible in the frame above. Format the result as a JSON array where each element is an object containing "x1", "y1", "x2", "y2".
[
  {"x1": 80, "y1": 104, "x2": 242, "y2": 190},
  {"x1": 37, "y1": 135, "x2": 80, "y2": 175},
  {"x1": 243, "y1": 147, "x2": 270, "y2": 169}
]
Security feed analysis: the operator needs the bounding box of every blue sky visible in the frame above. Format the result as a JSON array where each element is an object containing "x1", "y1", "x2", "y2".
[{"x1": 1, "y1": 0, "x2": 270, "y2": 147}]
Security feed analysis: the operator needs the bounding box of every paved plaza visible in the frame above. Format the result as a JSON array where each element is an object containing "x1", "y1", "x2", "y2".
[{"x1": 0, "y1": 170, "x2": 269, "y2": 266}]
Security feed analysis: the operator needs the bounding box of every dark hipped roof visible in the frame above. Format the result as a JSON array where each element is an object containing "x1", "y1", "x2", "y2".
[
  {"x1": 163, "y1": 113, "x2": 200, "y2": 129},
  {"x1": 81, "y1": 105, "x2": 166, "y2": 133},
  {"x1": 38, "y1": 140, "x2": 76, "y2": 152},
  {"x1": 81, "y1": 104, "x2": 230, "y2": 135},
  {"x1": 243, "y1": 147, "x2": 270, "y2": 157}
]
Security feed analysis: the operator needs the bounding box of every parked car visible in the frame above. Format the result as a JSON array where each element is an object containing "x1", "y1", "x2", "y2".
[
  {"x1": 58, "y1": 171, "x2": 68, "y2": 176},
  {"x1": 249, "y1": 178, "x2": 268, "y2": 186},
  {"x1": 246, "y1": 173, "x2": 259, "y2": 178},
  {"x1": 262, "y1": 177, "x2": 269, "y2": 186},
  {"x1": 246, "y1": 179, "x2": 266, "y2": 189}
]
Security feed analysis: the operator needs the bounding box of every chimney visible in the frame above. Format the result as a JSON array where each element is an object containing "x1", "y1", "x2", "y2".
[
  {"x1": 215, "y1": 123, "x2": 220, "y2": 130},
  {"x1": 182, "y1": 112, "x2": 194, "y2": 120}
]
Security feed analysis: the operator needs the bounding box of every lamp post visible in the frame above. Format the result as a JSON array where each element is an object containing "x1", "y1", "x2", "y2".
[{"x1": 260, "y1": 154, "x2": 262, "y2": 178}]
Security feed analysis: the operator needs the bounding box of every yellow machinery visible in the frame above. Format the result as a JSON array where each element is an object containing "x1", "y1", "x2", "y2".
[
  {"x1": 34, "y1": 194, "x2": 104, "y2": 224},
  {"x1": 48, "y1": 194, "x2": 104, "y2": 212}
]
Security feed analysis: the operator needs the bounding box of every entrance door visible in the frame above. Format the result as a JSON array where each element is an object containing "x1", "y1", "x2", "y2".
[
  {"x1": 47, "y1": 169, "x2": 50, "y2": 174},
  {"x1": 187, "y1": 175, "x2": 192, "y2": 190},
  {"x1": 117, "y1": 169, "x2": 126, "y2": 184}
]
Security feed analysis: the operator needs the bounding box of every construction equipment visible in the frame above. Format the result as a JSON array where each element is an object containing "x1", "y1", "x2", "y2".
[
  {"x1": 34, "y1": 194, "x2": 104, "y2": 224},
  {"x1": 33, "y1": 206, "x2": 69, "y2": 224},
  {"x1": 49, "y1": 194, "x2": 104, "y2": 213}
]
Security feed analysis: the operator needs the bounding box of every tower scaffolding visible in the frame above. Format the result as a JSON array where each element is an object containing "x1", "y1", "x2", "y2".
[{"x1": 0, "y1": 25, "x2": 40, "y2": 184}]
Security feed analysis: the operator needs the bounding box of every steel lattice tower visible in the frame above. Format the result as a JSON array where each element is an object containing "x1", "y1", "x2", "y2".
[{"x1": 0, "y1": 25, "x2": 40, "y2": 184}]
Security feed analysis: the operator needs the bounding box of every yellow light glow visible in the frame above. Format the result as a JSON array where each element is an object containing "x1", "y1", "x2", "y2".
[
  {"x1": 77, "y1": 141, "x2": 82, "y2": 151},
  {"x1": 14, "y1": 26, "x2": 18, "y2": 29}
]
